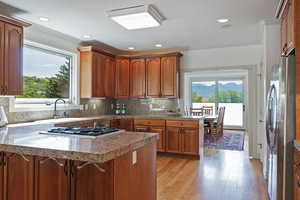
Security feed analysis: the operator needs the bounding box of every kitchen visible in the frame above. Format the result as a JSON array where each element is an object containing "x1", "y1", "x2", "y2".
[{"x1": 0, "y1": 0, "x2": 298, "y2": 200}]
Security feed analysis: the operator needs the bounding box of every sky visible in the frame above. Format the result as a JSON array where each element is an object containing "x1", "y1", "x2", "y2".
[{"x1": 23, "y1": 46, "x2": 69, "y2": 78}]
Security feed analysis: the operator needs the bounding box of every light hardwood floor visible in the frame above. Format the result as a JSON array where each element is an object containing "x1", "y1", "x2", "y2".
[{"x1": 157, "y1": 149, "x2": 269, "y2": 200}]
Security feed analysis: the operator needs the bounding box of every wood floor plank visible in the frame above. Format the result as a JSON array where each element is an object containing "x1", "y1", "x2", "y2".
[{"x1": 157, "y1": 149, "x2": 269, "y2": 200}]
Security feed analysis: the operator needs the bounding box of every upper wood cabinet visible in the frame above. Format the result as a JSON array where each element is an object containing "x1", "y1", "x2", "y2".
[
  {"x1": 104, "y1": 56, "x2": 116, "y2": 98},
  {"x1": 146, "y1": 58, "x2": 161, "y2": 98},
  {"x1": 80, "y1": 51, "x2": 106, "y2": 98},
  {"x1": 130, "y1": 59, "x2": 146, "y2": 98},
  {"x1": 161, "y1": 56, "x2": 179, "y2": 98},
  {"x1": 0, "y1": 16, "x2": 29, "y2": 96},
  {"x1": 115, "y1": 58, "x2": 130, "y2": 98},
  {"x1": 280, "y1": 0, "x2": 295, "y2": 55}
]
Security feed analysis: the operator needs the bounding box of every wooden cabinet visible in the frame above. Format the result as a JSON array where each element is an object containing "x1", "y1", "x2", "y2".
[
  {"x1": 115, "y1": 58, "x2": 130, "y2": 98},
  {"x1": 134, "y1": 119, "x2": 166, "y2": 152},
  {"x1": 146, "y1": 58, "x2": 161, "y2": 97},
  {"x1": 80, "y1": 51, "x2": 106, "y2": 98},
  {"x1": 3, "y1": 153, "x2": 34, "y2": 200},
  {"x1": 166, "y1": 120, "x2": 200, "y2": 156},
  {"x1": 161, "y1": 56, "x2": 179, "y2": 98},
  {"x1": 104, "y1": 56, "x2": 116, "y2": 98},
  {"x1": 0, "y1": 16, "x2": 29, "y2": 96},
  {"x1": 130, "y1": 59, "x2": 146, "y2": 98},
  {"x1": 280, "y1": 0, "x2": 295, "y2": 55},
  {"x1": 35, "y1": 157, "x2": 70, "y2": 200},
  {"x1": 294, "y1": 165, "x2": 300, "y2": 200},
  {"x1": 110, "y1": 118, "x2": 133, "y2": 131},
  {"x1": 71, "y1": 161, "x2": 113, "y2": 200}
]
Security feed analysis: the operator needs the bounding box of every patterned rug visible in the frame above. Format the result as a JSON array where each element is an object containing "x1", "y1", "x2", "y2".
[{"x1": 204, "y1": 130, "x2": 245, "y2": 151}]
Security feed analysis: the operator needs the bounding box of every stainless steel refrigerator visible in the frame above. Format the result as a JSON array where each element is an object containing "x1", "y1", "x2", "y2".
[{"x1": 266, "y1": 53, "x2": 296, "y2": 200}]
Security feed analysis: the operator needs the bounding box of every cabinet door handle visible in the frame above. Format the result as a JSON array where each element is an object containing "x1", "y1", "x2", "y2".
[{"x1": 64, "y1": 161, "x2": 70, "y2": 176}]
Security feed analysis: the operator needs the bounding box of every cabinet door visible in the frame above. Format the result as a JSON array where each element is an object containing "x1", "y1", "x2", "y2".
[
  {"x1": 146, "y1": 58, "x2": 161, "y2": 97},
  {"x1": 294, "y1": 167, "x2": 300, "y2": 200},
  {"x1": 35, "y1": 157, "x2": 70, "y2": 200},
  {"x1": 119, "y1": 119, "x2": 133, "y2": 131},
  {"x1": 104, "y1": 56, "x2": 115, "y2": 98},
  {"x1": 130, "y1": 59, "x2": 146, "y2": 98},
  {"x1": 115, "y1": 59, "x2": 130, "y2": 98},
  {"x1": 0, "y1": 22, "x2": 4, "y2": 94},
  {"x1": 286, "y1": 0, "x2": 295, "y2": 53},
  {"x1": 181, "y1": 128, "x2": 199, "y2": 155},
  {"x1": 161, "y1": 56, "x2": 178, "y2": 98},
  {"x1": 3, "y1": 153, "x2": 34, "y2": 200},
  {"x1": 166, "y1": 127, "x2": 181, "y2": 153},
  {"x1": 71, "y1": 161, "x2": 113, "y2": 200},
  {"x1": 150, "y1": 126, "x2": 165, "y2": 152},
  {"x1": 4, "y1": 24, "x2": 23, "y2": 95},
  {"x1": 92, "y1": 53, "x2": 105, "y2": 97}
]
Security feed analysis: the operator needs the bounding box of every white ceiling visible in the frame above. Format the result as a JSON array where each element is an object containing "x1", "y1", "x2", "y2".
[{"x1": 0, "y1": 0, "x2": 278, "y2": 51}]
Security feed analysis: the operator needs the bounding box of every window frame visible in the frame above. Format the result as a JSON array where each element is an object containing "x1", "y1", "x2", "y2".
[{"x1": 10, "y1": 40, "x2": 80, "y2": 112}]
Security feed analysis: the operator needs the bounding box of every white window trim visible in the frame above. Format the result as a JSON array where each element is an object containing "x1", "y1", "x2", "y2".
[{"x1": 10, "y1": 40, "x2": 80, "y2": 112}]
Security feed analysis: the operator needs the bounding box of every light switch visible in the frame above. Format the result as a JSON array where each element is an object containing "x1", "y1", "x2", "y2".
[{"x1": 132, "y1": 151, "x2": 137, "y2": 165}]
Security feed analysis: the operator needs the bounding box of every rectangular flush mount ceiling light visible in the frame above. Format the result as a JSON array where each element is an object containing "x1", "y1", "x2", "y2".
[{"x1": 106, "y1": 5, "x2": 164, "y2": 30}]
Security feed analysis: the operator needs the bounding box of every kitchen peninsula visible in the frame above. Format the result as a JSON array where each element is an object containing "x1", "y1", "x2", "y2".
[{"x1": 0, "y1": 121, "x2": 158, "y2": 200}]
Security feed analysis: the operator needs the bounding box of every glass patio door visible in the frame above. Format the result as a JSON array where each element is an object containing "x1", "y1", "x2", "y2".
[{"x1": 191, "y1": 79, "x2": 245, "y2": 128}]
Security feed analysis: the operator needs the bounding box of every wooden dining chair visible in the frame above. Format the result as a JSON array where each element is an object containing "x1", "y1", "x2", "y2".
[
  {"x1": 190, "y1": 108, "x2": 203, "y2": 116},
  {"x1": 207, "y1": 107, "x2": 226, "y2": 140},
  {"x1": 202, "y1": 106, "x2": 213, "y2": 115}
]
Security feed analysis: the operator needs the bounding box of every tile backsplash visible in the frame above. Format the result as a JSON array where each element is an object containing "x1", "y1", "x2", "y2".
[
  {"x1": 0, "y1": 96, "x2": 182, "y2": 124},
  {"x1": 0, "y1": 97, "x2": 113, "y2": 124}
]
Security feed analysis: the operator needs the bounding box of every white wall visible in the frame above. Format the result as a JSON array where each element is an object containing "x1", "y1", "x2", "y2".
[
  {"x1": 181, "y1": 44, "x2": 263, "y2": 71},
  {"x1": 24, "y1": 23, "x2": 81, "y2": 53}
]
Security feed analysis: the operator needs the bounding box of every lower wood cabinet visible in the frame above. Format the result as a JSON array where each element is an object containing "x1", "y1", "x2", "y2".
[
  {"x1": 294, "y1": 148, "x2": 300, "y2": 200},
  {"x1": 166, "y1": 120, "x2": 200, "y2": 156},
  {"x1": 3, "y1": 153, "x2": 34, "y2": 200},
  {"x1": 0, "y1": 142, "x2": 156, "y2": 200},
  {"x1": 134, "y1": 120, "x2": 166, "y2": 152},
  {"x1": 35, "y1": 157, "x2": 70, "y2": 200}
]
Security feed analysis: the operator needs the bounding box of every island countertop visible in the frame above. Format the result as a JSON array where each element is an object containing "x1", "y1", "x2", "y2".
[{"x1": 0, "y1": 123, "x2": 158, "y2": 163}]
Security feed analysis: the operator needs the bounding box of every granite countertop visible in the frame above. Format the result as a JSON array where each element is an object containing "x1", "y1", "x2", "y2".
[
  {"x1": 295, "y1": 140, "x2": 300, "y2": 151},
  {"x1": 0, "y1": 124, "x2": 158, "y2": 163}
]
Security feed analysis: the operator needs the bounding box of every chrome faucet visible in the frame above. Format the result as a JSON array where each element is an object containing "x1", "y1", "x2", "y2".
[{"x1": 53, "y1": 98, "x2": 68, "y2": 119}]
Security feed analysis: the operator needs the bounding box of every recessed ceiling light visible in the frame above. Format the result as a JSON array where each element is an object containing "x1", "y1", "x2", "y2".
[
  {"x1": 83, "y1": 35, "x2": 91, "y2": 39},
  {"x1": 39, "y1": 17, "x2": 49, "y2": 22},
  {"x1": 107, "y1": 5, "x2": 164, "y2": 30},
  {"x1": 128, "y1": 47, "x2": 135, "y2": 50},
  {"x1": 217, "y1": 18, "x2": 229, "y2": 23},
  {"x1": 155, "y1": 44, "x2": 162, "y2": 48}
]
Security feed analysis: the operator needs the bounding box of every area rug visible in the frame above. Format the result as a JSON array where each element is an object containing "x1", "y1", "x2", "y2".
[{"x1": 204, "y1": 130, "x2": 245, "y2": 151}]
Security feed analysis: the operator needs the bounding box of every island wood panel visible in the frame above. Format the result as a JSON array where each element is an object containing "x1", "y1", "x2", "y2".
[
  {"x1": 130, "y1": 59, "x2": 146, "y2": 98},
  {"x1": 146, "y1": 58, "x2": 161, "y2": 97},
  {"x1": 34, "y1": 157, "x2": 70, "y2": 200},
  {"x1": 4, "y1": 23, "x2": 23, "y2": 95},
  {"x1": 161, "y1": 56, "x2": 178, "y2": 98},
  {"x1": 3, "y1": 153, "x2": 34, "y2": 200},
  {"x1": 114, "y1": 142, "x2": 156, "y2": 200},
  {"x1": 115, "y1": 58, "x2": 130, "y2": 98},
  {"x1": 71, "y1": 161, "x2": 113, "y2": 200},
  {"x1": 104, "y1": 56, "x2": 116, "y2": 98},
  {"x1": 92, "y1": 52, "x2": 105, "y2": 97},
  {"x1": 0, "y1": 22, "x2": 4, "y2": 95}
]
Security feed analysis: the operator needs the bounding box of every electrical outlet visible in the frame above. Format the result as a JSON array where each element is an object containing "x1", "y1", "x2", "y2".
[{"x1": 132, "y1": 151, "x2": 137, "y2": 165}]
